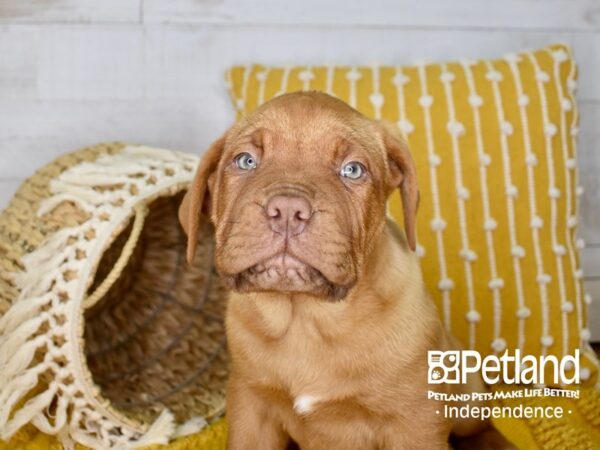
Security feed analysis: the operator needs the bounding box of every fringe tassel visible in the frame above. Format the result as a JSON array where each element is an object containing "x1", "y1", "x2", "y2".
[
  {"x1": 57, "y1": 425, "x2": 77, "y2": 450},
  {"x1": 20, "y1": 228, "x2": 74, "y2": 264},
  {"x1": 66, "y1": 161, "x2": 154, "y2": 177},
  {"x1": 37, "y1": 193, "x2": 95, "y2": 217},
  {"x1": 0, "y1": 335, "x2": 47, "y2": 386},
  {"x1": 18, "y1": 227, "x2": 80, "y2": 288},
  {"x1": 46, "y1": 179, "x2": 111, "y2": 205},
  {"x1": 22, "y1": 245, "x2": 75, "y2": 277},
  {"x1": 31, "y1": 395, "x2": 68, "y2": 434},
  {"x1": 129, "y1": 409, "x2": 175, "y2": 449},
  {"x1": 172, "y1": 415, "x2": 207, "y2": 438},
  {"x1": 0, "y1": 316, "x2": 44, "y2": 362},
  {"x1": 70, "y1": 428, "x2": 112, "y2": 450},
  {"x1": 59, "y1": 173, "x2": 134, "y2": 187},
  {"x1": 18, "y1": 271, "x2": 61, "y2": 300},
  {"x1": 0, "y1": 294, "x2": 51, "y2": 334},
  {"x1": 15, "y1": 225, "x2": 85, "y2": 298},
  {"x1": 1, "y1": 386, "x2": 58, "y2": 440},
  {"x1": 0, "y1": 365, "x2": 49, "y2": 431}
]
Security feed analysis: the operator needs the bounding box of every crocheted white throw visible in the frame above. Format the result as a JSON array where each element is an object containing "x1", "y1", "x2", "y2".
[{"x1": 0, "y1": 147, "x2": 205, "y2": 449}]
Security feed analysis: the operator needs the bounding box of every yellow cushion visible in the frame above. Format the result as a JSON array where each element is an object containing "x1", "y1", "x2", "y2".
[
  {"x1": 0, "y1": 418, "x2": 228, "y2": 450},
  {"x1": 4, "y1": 388, "x2": 600, "y2": 450},
  {"x1": 491, "y1": 386, "x2": 600, "y2": 449},
  {"x1": 226, "y1": 44, "x2": 598, "y2": 384}
]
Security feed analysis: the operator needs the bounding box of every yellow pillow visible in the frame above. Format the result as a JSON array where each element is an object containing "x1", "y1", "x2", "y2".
[{"x1": 226, "y1": 44, "x2": 598, "y2": 385}]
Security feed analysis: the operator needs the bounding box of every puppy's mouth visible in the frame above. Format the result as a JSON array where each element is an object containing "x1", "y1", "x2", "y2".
[{"x1": 225, "y1": 253, "x2": 348, "y2": 300}]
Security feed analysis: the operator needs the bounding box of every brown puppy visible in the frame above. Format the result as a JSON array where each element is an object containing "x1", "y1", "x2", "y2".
[{"x1": 179, "y1": 92, "x2": 513, "y2": 449}]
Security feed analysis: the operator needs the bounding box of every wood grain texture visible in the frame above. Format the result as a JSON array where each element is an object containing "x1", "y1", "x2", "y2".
[
  {"x1": 582, "y1": 246, "x2": 600, "y2": 339},
  {"x1": 582, "y1": 246, "x2": 600, "y2": 279},
  {"x1": 1, "y1": 26, "x2": 598, "y2": 100},
  {"x1": 143, "y1": 0, "x2": 600, "y2": 31},
  {"x1": 0, "y1": 0, "x2": 141, "y2": 23},
  {"x1": 3, "y1": 0, "x2": 600, "y2": 31},
  {"x1": 578, "y1": 101, "x2": 600, "y2": 246},
  {"x1": 0, "y1": 99, "x2": 228, "y2": 174}
]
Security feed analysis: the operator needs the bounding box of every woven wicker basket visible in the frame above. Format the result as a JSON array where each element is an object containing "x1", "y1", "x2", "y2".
[{"x1": 0, "y1": 143, "x2": 230, "y2": 449}]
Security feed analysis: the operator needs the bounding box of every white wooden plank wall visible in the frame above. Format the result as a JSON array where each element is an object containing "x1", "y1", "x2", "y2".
[{"x1": 0, "y1": 0, "x2": 599, "y2": 338}]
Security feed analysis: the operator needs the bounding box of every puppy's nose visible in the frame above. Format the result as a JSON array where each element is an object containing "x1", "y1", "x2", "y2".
[{"x1": 266, "y1": 195, "x2": 312, "y2": 236}]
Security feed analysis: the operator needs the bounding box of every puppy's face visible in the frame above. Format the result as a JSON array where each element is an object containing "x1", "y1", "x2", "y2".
[{"x1": 180, "y1": 92, "x2": 418, "y2": 300}]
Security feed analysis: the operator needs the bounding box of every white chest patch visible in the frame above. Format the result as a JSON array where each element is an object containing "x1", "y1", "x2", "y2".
[{"x1": 293, "y1": 394, "x2": 319, "y2": 415}]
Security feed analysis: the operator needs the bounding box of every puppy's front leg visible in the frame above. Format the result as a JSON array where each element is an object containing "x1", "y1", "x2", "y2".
[{"x1": 227, "y1": 375, "x2": 290, "y2": 450}]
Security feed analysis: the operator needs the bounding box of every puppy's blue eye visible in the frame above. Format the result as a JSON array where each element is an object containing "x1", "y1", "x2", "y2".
[
  {"x1": 340, "y1": 161, "x2": 365, "y2": 180},
  {"x1": 234, "y1": 152, "x2": 258, "y2": 171}
]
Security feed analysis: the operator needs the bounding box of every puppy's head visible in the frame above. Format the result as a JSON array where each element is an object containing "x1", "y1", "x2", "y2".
[{"x1": 179, "y1": 92, "x2": 418, "y2": 300}]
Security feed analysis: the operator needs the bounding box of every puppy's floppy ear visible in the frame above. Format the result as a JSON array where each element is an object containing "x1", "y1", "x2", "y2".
[
  {"x1": 379, "y1": 121, "x2": 419, "y2": 252},
  {"x1": 178, "y1": 132, "x2": 228, "y2": 263}
]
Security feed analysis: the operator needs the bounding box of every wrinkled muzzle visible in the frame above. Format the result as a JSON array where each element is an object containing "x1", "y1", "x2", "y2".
[{"x1": 214, "y1": 182, "x2": 357, "y2": 300}]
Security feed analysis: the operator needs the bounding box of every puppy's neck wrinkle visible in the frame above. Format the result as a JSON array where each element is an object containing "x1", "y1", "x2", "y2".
[
  {"x1": 250, "y1": 292, "x2": 294, "y2": 340},
  {"x1": 345, "y1": 223, "x2": 415, "y2": 296},
  {"x1": 311, "y1": 227, "x2": 420, "y2": 337},
  {"x1": 248, "y1": 292, "x2": 335, "y2": 342}
]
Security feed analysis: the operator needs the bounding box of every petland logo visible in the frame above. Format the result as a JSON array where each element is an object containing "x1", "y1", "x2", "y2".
[{"x1": 428, "y1": 350, "x2": 580, "y2": 385}]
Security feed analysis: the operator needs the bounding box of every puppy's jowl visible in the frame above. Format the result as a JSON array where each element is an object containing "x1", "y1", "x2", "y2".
[{"x1": 179, "y1": 92, "x2": 514, "y2": 450}]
